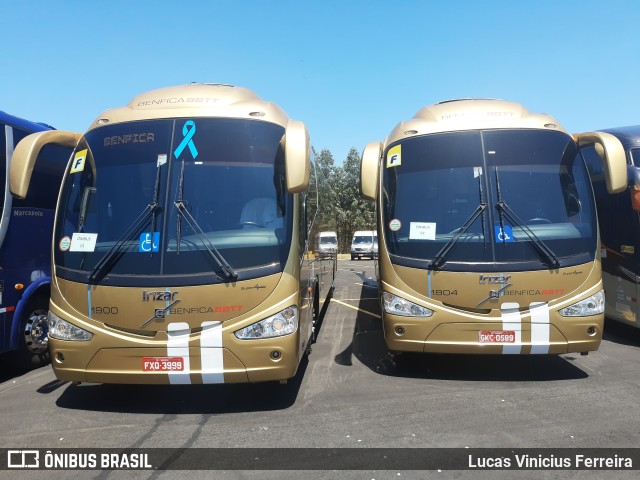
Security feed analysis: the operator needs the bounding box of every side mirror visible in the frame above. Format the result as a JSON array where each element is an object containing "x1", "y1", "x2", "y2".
[
  {"x1": 10, "y1": 130, "x2": 81, "y2": 199},
  {"x1": 360, "y1": 141, "x2": 382, "y2": 200},
  {"x1": 575, "y1": 131, "x2": 627, "y2": 194},
  {"x1": 284, "y1": 120, "x2": 310, "y2": 193}
]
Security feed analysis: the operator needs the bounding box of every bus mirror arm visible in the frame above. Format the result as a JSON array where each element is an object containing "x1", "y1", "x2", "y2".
[
  {"x1": 574, "y1": 131, "x2": 627, "y2": 194},
  {"x1": 284, "y1": 120, "x2": 310, "y2": 193},
  {"x1": 360, "y1": 141, "x2": 382, "y2": 201},
  {"x1": 9, "y1": 130, "x2": 81, "y2": 199}
]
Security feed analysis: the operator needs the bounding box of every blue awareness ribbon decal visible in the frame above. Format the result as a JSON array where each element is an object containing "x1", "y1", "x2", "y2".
[{"x1": 174, "y1": 120, "x2": 198, "y2": 159}]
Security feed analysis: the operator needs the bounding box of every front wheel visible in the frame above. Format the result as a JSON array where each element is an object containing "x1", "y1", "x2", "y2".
[{"x1": 14, "y1": 304, "x2": 50, "y2": 370}]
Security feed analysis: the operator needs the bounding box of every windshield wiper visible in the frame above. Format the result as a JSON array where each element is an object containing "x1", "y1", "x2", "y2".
[
  {"x1": 494, "y1": 166, "x2": 560, "y2": 268},
  {"x1": 78, "y1": 187, "x2": 96, "y2": 233},
  {"x1": 88, "y1": 164, "x2": 162, "y2": 284},
  {"x1": 429, "y1": 172, "x2": 487, "y2": 270},
  {"x1": 428, "y1": 203, "x2": 486, "y2": 269},
  {"x1": 174, "y1": 161, "x2": 238, "y2": 281}
]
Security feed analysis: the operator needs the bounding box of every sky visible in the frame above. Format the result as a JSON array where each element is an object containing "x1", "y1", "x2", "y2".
[{"x1": 1, "y1": 0, "x2": 639, "y2": 164}]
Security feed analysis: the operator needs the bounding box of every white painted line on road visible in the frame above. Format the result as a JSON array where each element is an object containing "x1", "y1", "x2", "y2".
[
  {"x1": 335, "y1": 298, "x2": 378, "y2": 301},
  {"x1": 354, "y1": 282, "x2": 377, "y2": 289},
  {"x1": 332, "y1": 299, "x2": 381, "y2": 319}
]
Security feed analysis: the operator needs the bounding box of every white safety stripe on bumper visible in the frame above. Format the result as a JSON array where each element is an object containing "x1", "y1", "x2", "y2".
[
  {"x1": 501, "y1": 302, "x2": 522, "y2": 354},
  {"x1": 200, "y1": 321, "x2": 224, "y2": 384},
  {"x1": 529, "y1": 302, "x2": 550, "y2": 354},
  {"x1": 167, "y1": 322, "x2": 191, "y2": 384}
]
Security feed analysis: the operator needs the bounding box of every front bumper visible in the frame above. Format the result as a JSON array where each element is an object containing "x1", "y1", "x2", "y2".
[
  {"x1": 382, "y1": 311, "x2": 603, "y2": 355},
  {"x1": 49, "y1": 329, "x2": 301, "y2": 384}
]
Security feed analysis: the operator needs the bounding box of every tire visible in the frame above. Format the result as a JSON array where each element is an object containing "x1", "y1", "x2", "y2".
[
  {"x1": 351, "y1": 255, "x2": 355, "y2": 260},
  {"x1": 13, "y1": 295, "x2": 50, "y2": 370}
]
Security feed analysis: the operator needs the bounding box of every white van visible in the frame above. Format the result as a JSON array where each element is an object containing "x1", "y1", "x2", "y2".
[
  {"x1": 316, "y1": 231, "x2": 338, "y2": 258},
  {"x1": 351, "y1": 230, "x2": 377, "y2": 260}
]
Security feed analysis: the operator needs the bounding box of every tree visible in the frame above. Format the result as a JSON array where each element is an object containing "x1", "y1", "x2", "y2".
[{"x1": 334, "y1": 147, "x2": 376, "y2": 253}]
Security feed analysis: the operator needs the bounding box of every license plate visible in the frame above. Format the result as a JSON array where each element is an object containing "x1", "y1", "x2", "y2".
[
  {"x1": 142, "y1": 357, "x2": 184, "y2": 371},
  {"x1": 479, "y1": 330, "x2": 516, "y2": 343}
]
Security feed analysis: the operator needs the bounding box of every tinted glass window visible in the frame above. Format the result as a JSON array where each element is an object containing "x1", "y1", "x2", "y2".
[
  {"x1": 382, "y1": 130, "x2": 597, "y2": 271},
  {"x1": 54, "y1": 118, "x2": 291, "y2": 286},
  {"x1": 0, "y1": 125, "x2": 6, "y2": 210}
]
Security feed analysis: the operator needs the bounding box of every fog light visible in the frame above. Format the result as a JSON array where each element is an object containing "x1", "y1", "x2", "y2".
[
  {"x1": 587, "y1": 326, "x2": 596, "y2": 336},
  {"x1": 395, "y1": 326, "x2": 405, "y2": 335},
  {"x1": 56, "y1": 352, "x2": 65, "y2": 363},
  {"x1": 270, "y1": 350, "x2": 281, "y2": 360}
]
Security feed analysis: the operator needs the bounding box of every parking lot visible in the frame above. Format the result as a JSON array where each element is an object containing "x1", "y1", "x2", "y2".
[{"x1": 1, "y1": 259, "x2": 640, "y2": 479}]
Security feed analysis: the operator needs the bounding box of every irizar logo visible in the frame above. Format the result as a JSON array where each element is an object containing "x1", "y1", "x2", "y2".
[
  {"x1": 479, "y1": 274, "x2": 512, "y2": 285},
  {"x1": 477, "y1": 275, "x2": 513, "y2": 306},
  {"x1": 141, "y1": 290, "x2": 180, "y2": 328},
  {"x1": 142, "y1": 290, "x2": 179, "y2": 302}
]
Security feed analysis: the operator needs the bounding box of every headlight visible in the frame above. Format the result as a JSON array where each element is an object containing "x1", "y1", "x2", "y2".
[
  {"x1": 559, "y1": 290, "x2": 605, "y2": 317},
  {"x1": 383, "y1": 292, "x2": 433, "y2": 317},
  {"x1": 48, "y1": 311, "x2": 93, "y2": 341},
  {"x1": 234, "y1": 306, "x2": 298, "y2": 339}
]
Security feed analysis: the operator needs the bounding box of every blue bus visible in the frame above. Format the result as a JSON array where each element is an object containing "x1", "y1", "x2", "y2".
[
  {"x1": 583, "y1": 125, "x2": 640, "y2": 329},
  {"x1": 1, "y1": 111, "x2": 71, "y2": 369}
]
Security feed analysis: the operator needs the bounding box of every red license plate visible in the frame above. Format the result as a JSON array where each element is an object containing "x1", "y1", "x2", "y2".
[
  {"x1": 142, "y1": 357, "x2": 184, "y2": 371},
  {"x1": 479, "y1": 330, "x2": 516, "y2": 343}
]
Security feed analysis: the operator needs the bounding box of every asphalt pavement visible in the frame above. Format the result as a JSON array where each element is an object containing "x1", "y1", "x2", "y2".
[{"x1": 1, "y1": 259, "x2": 640, "y2": 480}]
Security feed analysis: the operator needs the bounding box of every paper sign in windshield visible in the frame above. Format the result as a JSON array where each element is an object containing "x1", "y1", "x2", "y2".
[
  {"x1": 409, "y1": 222, "x2": 436, "y2": 240},
  {"x1": 70, "y1": 232, "x2": 98, "y2": 252}
]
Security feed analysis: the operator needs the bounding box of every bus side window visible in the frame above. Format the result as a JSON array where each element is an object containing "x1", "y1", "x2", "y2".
[
  {"x1": 0, "y1": 125, "x2": 6, "y2": 209},
  {"x1": 560, "y1": 172, "x2": 581, "y2": 219}
]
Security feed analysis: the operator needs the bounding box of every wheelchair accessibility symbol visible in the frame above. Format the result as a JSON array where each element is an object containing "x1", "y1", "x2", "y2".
[
  {"x1": 139, "y1": 232, "x2": 160, "y2": 252},
  {"x1": 495, "y1": 225, "x2": 514, "y2": 243}
]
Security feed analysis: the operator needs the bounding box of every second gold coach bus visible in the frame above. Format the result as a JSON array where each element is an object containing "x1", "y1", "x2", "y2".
[
  {"x1": 360, "y1": 99, "x2": 627, "y2": 355},
  {"x1": 10, "y1": 83, "x2": 336, "y2": 384}
]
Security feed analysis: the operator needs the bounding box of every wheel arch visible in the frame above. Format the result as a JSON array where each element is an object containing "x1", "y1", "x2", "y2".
[{"x1": 9, "y1": 276, "x2": 51, "y2": 350}]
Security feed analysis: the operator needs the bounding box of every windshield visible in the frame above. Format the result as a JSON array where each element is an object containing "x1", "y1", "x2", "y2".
[
  {"x1": 353, "y1": 236, "x2": 374, "y2": 244},
  {"x1": 320, "y1": 237, "x2": 337, "y2": 244},
  {"x1": 54, "y1": 118, "x2": 292, "y2": 287},
  {"x1": 382, "y1": 129, "x2": 597, "y2": 272}
]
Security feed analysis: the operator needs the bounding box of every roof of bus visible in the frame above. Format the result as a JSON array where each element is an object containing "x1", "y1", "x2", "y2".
[
  {"x1": 601, "y1": 126, "x2": 640, "y2": 149},
  {"x1": 86, "y1": 83, "x2": 291, "y2": 131},
  {"x1": 0, "y1": 110, "x2": 55, "y2": 133},
  {"x1": 384, "y1": 98, "x2": 568, "y2": 148}
]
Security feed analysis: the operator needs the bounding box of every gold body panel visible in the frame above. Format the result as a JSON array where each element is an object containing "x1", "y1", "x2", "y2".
[
  {"x1": 378, "y1": 247, "x2": 603, "y2": 354},
  {"x1": 48, "y1": 211, "x2": 329, "y2": 384},
  {"x1": 363, "y1": 99, "x2": 617, "y2": 355},
  {"x1": 32, "y1": 83, "x2": 333, "y2": 384}
]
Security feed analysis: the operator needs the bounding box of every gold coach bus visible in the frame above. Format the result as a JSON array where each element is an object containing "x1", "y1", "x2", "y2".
[
  {"x1": 10, "y1": 83, "x2": 336, "y2": 384},
  {"x1": 360, "y1": 99, "x2": 627, "y2": 356}
]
